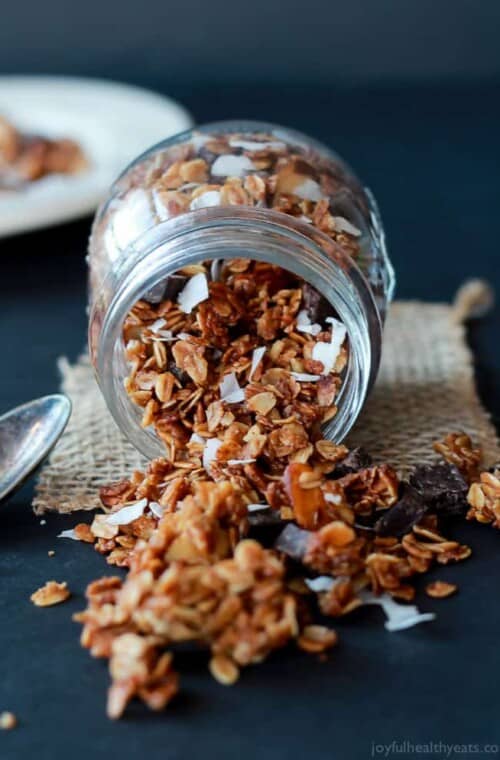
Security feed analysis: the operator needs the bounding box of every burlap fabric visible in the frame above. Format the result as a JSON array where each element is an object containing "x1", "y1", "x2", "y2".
[{"x1": 33, "y1": 282, "x2": 500, "y2": 514}]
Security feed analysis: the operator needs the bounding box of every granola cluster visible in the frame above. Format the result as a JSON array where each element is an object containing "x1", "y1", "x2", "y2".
[
  {"x1": 68, "y1": 427, "x2": 498, "y2": 718},
  {"x1": 0, "y1": 115, "x2": 88, "y2": 188}
]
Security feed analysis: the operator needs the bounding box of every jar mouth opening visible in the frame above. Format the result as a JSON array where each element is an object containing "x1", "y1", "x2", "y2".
[{"x1": 93, "y1": 207, "x2": 382, "y2": 460}]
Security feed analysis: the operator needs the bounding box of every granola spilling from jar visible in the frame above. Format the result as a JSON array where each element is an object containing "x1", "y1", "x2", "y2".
[
  {"x1": 122, "y1": 260, "x2": 348, "y2": 490},
  {"x1": 68, "y1": 427, "x2": 498, "y2": 719}
]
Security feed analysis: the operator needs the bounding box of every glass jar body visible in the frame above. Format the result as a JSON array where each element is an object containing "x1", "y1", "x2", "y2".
[{"x1": 88, "y1": 121, "x2": 395, "y2": 459}]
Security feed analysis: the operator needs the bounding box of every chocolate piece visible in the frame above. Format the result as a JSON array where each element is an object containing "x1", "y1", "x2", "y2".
[
  {"x1": 301, "y1": 282, "x2": 332, "y2": 325},
  {"x1": 409, "y1": 463, "x2": 468, "y2": 516},
  {"x1": 331, "y1": 447, "x2": 373, "y2": 478},
  {"x1": 374, "y1": 484, "x2": 427, "y2": 537}
]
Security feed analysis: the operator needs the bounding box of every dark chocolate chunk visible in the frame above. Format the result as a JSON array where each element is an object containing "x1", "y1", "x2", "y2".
[
  {"x1": 409, "y1": 463, "x2": 468, "y2": 517},
  {"x1": 330, "y1": 447, "x2": 373, "y2": 478},
  {"x1": 301, "y1": 282, "x2": 332, "y2": 325},
  {"x1": 374, "y1": 484, "x2": 427, "y2": 537},
  {"x1": 143, "y1": 274, "x2": 188, "y2": 304}
]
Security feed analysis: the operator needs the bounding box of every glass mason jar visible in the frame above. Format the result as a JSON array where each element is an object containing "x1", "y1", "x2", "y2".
[{"x1": 88, "y1": 120, "x2": 395, "y2": 460}]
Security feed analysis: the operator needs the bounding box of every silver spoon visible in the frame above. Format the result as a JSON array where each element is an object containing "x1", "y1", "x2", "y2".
[{"x1": 0, "y1": 394, "x2": 71, "y2": 503}]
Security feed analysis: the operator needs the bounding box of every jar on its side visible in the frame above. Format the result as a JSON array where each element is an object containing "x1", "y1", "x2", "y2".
[{"x1": 88, "y1": 121, "x2": 395, "y2": 460}]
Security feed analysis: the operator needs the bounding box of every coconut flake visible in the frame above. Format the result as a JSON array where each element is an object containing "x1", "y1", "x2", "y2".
[
  {"x1": 293, "y1": 178, "x2": 325, "y2": 202},
  {"x1": 190, "y1": 190, "x2": 221, "y2": 211},
  {"x1": 177, "y1": 273, "x2": 209, "y2": 314},
  {"x1": 150, "y1": 318, "x2": 167, "y2": 334},
  {"x1": 189, "y1": 432, "x2": 205, "y2": 444},
  {"x1": 312, "y1": 317, "x2": 347, "y2": 374},
  {"x1": 211, "y1": 154, "x2": 255, "y2": 177},
  {"x1": 229, "y1": 138, "x2": 286, "y2": 152},
  {"x1": 305, "y1": 576, "x2": 337, "y2": 593},
  {"x1": 332, "y1": 216, "x2": 362, "y2": 237},
  {"x1": 247, "y1": 503, "x2": 270, "y2": 512},
  {"x1": 324, "y1": 492, "x2": 343, "y2": 505},
  {"x1": 149, "y1": 501, "x2": 165, "y2": 519},
  {"x1": 227, "y1": 458, "x2": 256, "y2": 466},
  {"x1": 275, "y1": 524, "x2": 311, "y2": 561},
  {"x1": 290, "y1": 372, "x2": 321, "y2": 382},
  {"x1": 105, "y1": 498, "x2": 148, "y2": 526},
  {"x1": 296, "y1": 309, "x2": 322, "y2": 336},
  {"x1": 360, "y1": 591, "x2": 436, "y2": 632},
  {"x1": 57, "y1": 528, "x2": 79, "y2": 540},
  {"x1": 219, "y1": 372, "x2": 245, "y2": 404},
  {"x1": 249, "y1": 347, "x2": 266, "y2": 380},
  {"x1": 203, "y1": 438, "x2": 223, "y2": 471}
]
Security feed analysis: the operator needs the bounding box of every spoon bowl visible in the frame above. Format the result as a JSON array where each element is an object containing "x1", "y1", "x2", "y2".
[{"x1": 0, "y1": 394, "x2": 71, "y2": 503}]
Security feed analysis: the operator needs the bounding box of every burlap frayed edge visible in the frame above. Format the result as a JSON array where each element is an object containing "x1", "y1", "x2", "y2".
[{"x1": 33, "y1": 283, "x2": 500, "y2": 514}]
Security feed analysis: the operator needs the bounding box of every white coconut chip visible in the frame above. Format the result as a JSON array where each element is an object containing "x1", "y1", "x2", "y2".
[
  {"x1": 275, "y1": 523, "x2": 311, "y2": 561},
  {"x1": 177, "y1": 332, "x2": 194, "y2": 341},
  {"x1": 189, "y1": 432, "x2": 205, "y2": 444},
  {"x1": 57, "y1": 528, "x2": 79, "y2": 540},
  {"x1": 150, "y1": 318, "x2": 167, "y2": 334},
  {"x1": 219, "y1": 372, "x2": 245, "y2": 404},
  {"x1": 304, "y1": 576, "x2": 338, "y2": 593},
  {"x1": 203, "y1": 438, "x2": 223, "y2": 471},
  {"x1": 290, "y1": 372, "x2": 321, "y2": 382},
  {"x1": 324, "y1": 492, "x2": 343, "y2": 505},
  {"x1": 332, "y1": 216, "x2": 362, "y2": 237},
  {"x1": 177, "y1": 273, "x2": 209, "y2": 314},
  {"x1": 359, "y1": 591, "x2": 436, "y2": 632},
  {"x1": 149, "y1": 501, "x2": 165, "y2": 519},
  {"x1": 211, "y1": 154, "x2": 255, "y2": 177},
  {"x1": 227, "y1": 458, "x2": 256, "y2": 466},
  {"x1": 312, "y1": 317, "x2": 347, "y2": 374},
  {"x1": 296, "y1": 309, "x2": 322, "y2": 336},
  {"x1": 293, "y1": 178, "x2": 325, "y2": 202},
  {"x1": 228, "y1": 139, "x2": 286, "y2": 152},
  {"x1": 249, "y1": 346, "x2": 266, "y2": 380},
  {"x1": 247, "y1": 503, "x2": 270, "y2": 512},
  {"x1": 190, "y1": 190, "x2": 221, "y2": 211},
  {"x1": 105, "y1": 498, "x2": 148, "y2": 526}
]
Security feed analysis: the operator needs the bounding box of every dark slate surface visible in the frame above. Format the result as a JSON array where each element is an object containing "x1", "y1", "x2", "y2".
[{"x1": 0, "y1": 83, "x2": 499, "y2": 760}]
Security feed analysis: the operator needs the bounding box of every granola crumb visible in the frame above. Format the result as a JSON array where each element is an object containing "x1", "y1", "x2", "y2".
[
  {"x1": 30, "y1": 581, "x2": 70, "y2": 607},
  {"x1": 425, "y1": 581, "x2": 458, "y2": 599},
  {"x1": 0, "y1": 712, "x2": 17, "y2": 730},
  {"x1": 48, "y1": 550, "x2": 55, "y2": 557}
]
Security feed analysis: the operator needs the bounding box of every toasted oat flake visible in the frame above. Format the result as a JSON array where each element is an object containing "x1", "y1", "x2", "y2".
[
  {"x1": 105, "y1": 498, "x2": 148, "y2": 526},
  {"x1": 30, "y1": 580, "x2": 71, "y2": 607},
  {"x1": 190, "y1": 190, "x2": 221, "y2": 210},
  {"x1": 425, "y1": 581, "x2": 457, "y2": 599},
  {"x1": 211, "y1": 154, "x2": 255, "y2": 177},
  {"x1": 219, "y1": 372, "x2": 245, "y2": 404},
  {"x1": 0, "y1": 712, "x2": 16, "y2": 730},
  {"x1": 177, "y1": 273, "x2": 209, "y2": 314}
]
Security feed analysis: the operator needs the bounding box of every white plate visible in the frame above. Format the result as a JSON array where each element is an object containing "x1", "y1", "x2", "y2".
[{"x1": 0, "y1": 76, "x2": 193, "y2": 237}]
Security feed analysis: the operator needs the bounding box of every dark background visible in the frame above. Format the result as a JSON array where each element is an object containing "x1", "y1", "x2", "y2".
[{"x1": 1, "y1": 3, "x2": 500, "y2": 760}]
